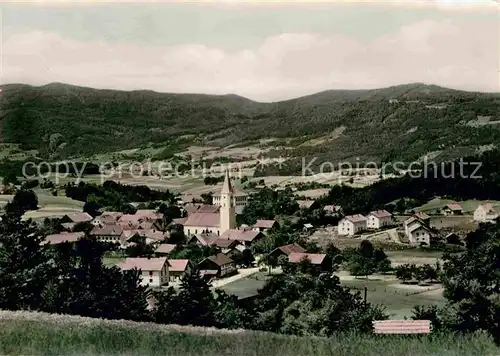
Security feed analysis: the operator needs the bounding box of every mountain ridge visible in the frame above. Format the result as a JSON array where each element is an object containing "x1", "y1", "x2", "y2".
[{"x1": 1, "y1": 82, "x2": 499, "y2": 170}]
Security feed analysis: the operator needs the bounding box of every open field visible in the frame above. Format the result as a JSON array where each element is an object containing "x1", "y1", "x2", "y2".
[
  {"x1": 0, "y1": 311, "x2": 497, "y2": 356},
  {"x1": 385, "y1": 249, "x2": 443, "y2": 267},
  {"x1": 340, "y1": 276, "x2": 445, "y2": 320}
]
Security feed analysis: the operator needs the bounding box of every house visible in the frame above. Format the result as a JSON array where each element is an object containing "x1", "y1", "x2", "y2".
[
  {"x1": 441, "y1": 203, "x2": 463, "y2": 216},
  {"x1": 414, "y1": 212, "x2": 431, "y2": 225},
  {"x1": 182, "y1": 170, "x2": 237, "y2": 236},
  {"x1": 155, "y1": 243, "x2": 177, "y2": 256},
  {"x1": 184, "y1": 203, "x2": 220, "y2": 215},
  {"x1": 268, "y1": 243, "x2": 306, "y2": 260},
  {"x1": 117, "y1": 257, "x2": 169, "y2": 287},
  {"x1": 324, "y1": 205, "x2": 343, "y2": 216},
  {"x1": 61, "y1": 212, "x2": 93, "y2": 224},
  {"x1": 473, "y1": 204, "x2": 499, "y2": 223},
  {"x1": 219, "y1": 228, "x2": 263, "y2": 247},
  {"x1": 92, "y1": 212, "x2": 123, "y2": 226},
  {"x1": 367, "y1": 210, "x2": 393, "y2": 229},
  {"x1": 288, "y1": 252, "x2": 328, "y2": 269},
  {"x1": 178, "y1": 193, "x2": 203, "y2": 205},
  {"x1": 337, "y1": 214, "x2": 367, "y2": 236},
  {"x1": 89, "y1": 224, "x2": 124, "y2": 244},
  {"x1": 252, "y1": 219, "x2": 278, "y2": 233},
  {"x1": 41, "y1": 232, "x2": 85, "y2": 246},
  {"x1": 296, "y1": 200, "x2": 318, "y2": 210},
  {"x1": 303, "y1": 223, "x2": 314, "y2": 232},
  {"x1": 445, "y1": 232, "x2": 462, "y2": 245},
  {"x1": 406, "y1": 221, "x2": 431, "y2": 246},
  {"x1": 187, "y1": 233, "x2": 219, "y2": 246},
  {"x1": 213, "y1": 187, "x2": 248, "y2": 214},
  {"x1": 167, "y1": 259, "x2": 192, "y2": 282},
  {"x1": 197, "y1": 253, "x2": 236, "y2": 278},
  {"x1": 117, "y1": 213, "x2": 164, "y2": 231}
]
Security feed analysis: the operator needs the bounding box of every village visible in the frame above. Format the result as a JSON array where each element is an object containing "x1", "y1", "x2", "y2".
[{"x1": 36, "y1": 168, "x2": 499, "y2": 309}]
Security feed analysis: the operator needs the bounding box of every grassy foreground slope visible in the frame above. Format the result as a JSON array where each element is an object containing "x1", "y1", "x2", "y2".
[{"x1": 0, "y1": 311, "x2": 497, "y2": 356}]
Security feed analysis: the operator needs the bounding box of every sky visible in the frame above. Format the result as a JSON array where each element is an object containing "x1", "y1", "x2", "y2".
[{"x1": 1, "y1": 1, "x2": 499, "y2": 101}]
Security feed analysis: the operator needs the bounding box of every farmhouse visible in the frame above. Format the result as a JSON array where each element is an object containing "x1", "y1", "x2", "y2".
[
  {"x1": 288, "y1": 253, "x2": 328, "y2": 269},
  {"x1": 473, "y1": 204, "x2": 499, "y2": 223},
  {"x1": 89, "y1": 225, "x2": 123, "y2": 244},
  {"x1": 414, "y1": 212, "x2": 431, "y2": 225},
  {"x1": 441, "y1": 203, "x2": 463, "y2": 215},
  {"x1": 167, "y1": 259, "x2": 192, "y2": 282},
  {"x1": 182, "y1": 170, "x2": 237, "y2": 236},
  {"x1": 197, "y1": 253, "x2": 236, "y2": 278},
  {"x1": 367, "y1": 210, "x2": 393, "y2": 229},
  {"x1": 61, "y1": 212, "x2": 93, "y2": 224},
  {"x1": 324, "y1": 205, "x2": 343, "y2": 216},
  {"x1": 296, "y1": 200, "x2": 318, "y2": 210},
  {"x1": 252, "y1": 219, "x2": 278, "y2": 233},
  {"x1": 117, "y1": 257, "x2": 169, "y2": 287},
  {"x1": 407, "y1": 222, "x2": 431, "y2": 246},
  {"x1": 337, "y1": 214, "x2": 367, "y2": 236}
]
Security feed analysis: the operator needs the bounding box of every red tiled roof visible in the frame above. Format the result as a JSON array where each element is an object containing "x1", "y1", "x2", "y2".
[
  {"x1": 64, "y1": 212, "x2": 93, "y2": 223},
  {"x1": 42, "y1": 232, "x2": 85, "y2": 245},
  {"x1": 220, "y1": 229, "x2": 261, "y2": 242},
  {"x1": 445, "y1": 204, "x2": 462, "y2": 211},
  {"x1": 276, "y1": 243, "x2": 306, "y2": 256},
  {"x1": 90, "y1": 224, "x2": 123, "y2": 236},
  {"x1": 168, "y1": 259, "x2": 190, "y2": 272},
  {"x1": 253, "y1": 219, "x2": 276, "y2": 229},
  {"x1": 414, "y1": 212, "x2": 430, "y2": 220},
  {"x1": 189, "y1": 233, "x2": 219, "y2": 246},
  {"x1": 288, "y1": 253, "x2": 326, "y2": 265},
  {"x1": 155, "y1": 243, "x2": 177, "y2": 254},
  {"x1": 184, "y1": 213, "x2": 219, "y2": 227},
  {"x1": 324, "y1": 205, "x2": 342, "y2": 212},
  {"x1": 135, "y1": 210, "x2": 162, "y2": 219},
  {"x1": 201, "y1": 253, "x2": 233, "y2": 267},
  {"x1": 212, "y1": 238, "x2": 239, "y2": 248},
  {"x1": 117, "y1": 257, "x2": 167, "y2": 271},
  {"x1": 369, "y1": 210, "x2": 392, "y2": 218},
  {"x1": 479, "y1": 204, "x2": 496, "y2": 213},
  {"x1": 172, "y1": 217, "x2": 187, "y2": 225},
  {"x1": 345, "y1": 214, "x2": 367, "y2": 223},
  {"x1": 61, "y1": 222, "x2": 76, "y2": 230}
]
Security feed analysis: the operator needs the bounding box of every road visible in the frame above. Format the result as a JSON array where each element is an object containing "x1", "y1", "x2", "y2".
[{"x1": 211, "y1": 267, "x2": 260, "y2": 288}]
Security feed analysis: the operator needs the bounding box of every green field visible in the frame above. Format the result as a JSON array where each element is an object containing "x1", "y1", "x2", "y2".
[
  {"x1": 0, "y1": 311, "x2": 497, "y2": 356},
  {"x1": 341, "y1": 278, "x2": 445, "y2": 320}
]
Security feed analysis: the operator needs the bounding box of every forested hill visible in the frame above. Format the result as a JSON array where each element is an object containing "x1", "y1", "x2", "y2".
[{"x1": 1, "y1": 82, "x2": 499, "y2": 163}]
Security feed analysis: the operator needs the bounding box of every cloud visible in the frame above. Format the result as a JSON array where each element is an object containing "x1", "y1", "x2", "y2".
[{"x1": 2, "y1": 18, "x2": 498, "y2": 101}]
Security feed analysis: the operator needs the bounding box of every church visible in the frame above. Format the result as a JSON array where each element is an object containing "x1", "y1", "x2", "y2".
[{"x1": 182, "y1": 170, "x2": 237, "y2": 237}]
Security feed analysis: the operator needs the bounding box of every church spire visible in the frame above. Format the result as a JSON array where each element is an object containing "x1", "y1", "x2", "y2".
[{"x1": 221, "y1": 169, "x2": 233, "y2": 194}]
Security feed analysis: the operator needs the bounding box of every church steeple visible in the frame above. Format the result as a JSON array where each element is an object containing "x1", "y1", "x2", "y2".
[{"x1": 219, "y1": 169, "x2": 236, "y2": 233}]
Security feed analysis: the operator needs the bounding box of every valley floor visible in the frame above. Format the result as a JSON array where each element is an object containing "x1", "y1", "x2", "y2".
[{"x1": 0, "y1": 311, "x2": 497, "y2": 356}]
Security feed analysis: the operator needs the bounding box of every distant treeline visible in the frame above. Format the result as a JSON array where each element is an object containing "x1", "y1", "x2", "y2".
[{"x1": 0, "y1": 159, "x2": 100, "y2": 179}]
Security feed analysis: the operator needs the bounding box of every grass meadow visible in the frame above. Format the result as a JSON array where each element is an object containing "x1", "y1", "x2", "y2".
[{"x1": 0, "y1": 311, "x2": 497, "y2": 356}]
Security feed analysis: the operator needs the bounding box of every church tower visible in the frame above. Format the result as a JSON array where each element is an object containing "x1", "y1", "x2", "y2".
[{"x1": 219, "y1": 169, "x2": 236, "y2": 233}]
